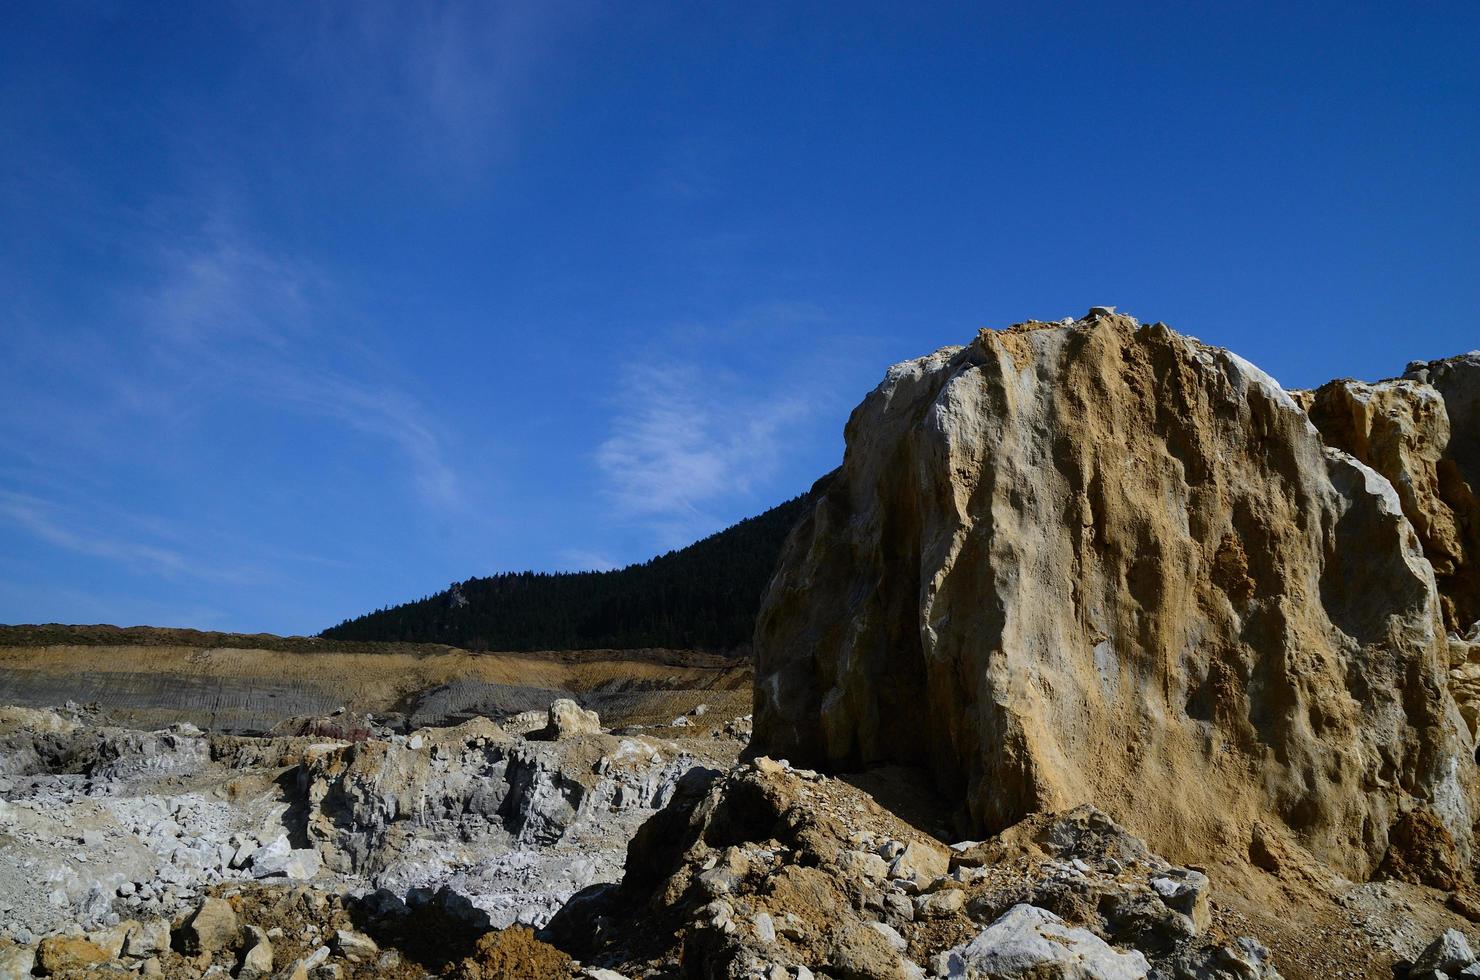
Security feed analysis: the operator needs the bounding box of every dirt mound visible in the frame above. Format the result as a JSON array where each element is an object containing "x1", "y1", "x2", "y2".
[
  {"x1": 454, "y1": 927, "x2": 570, "y2": 980},
  {"x1": 752, "y1": 311, "x2": 1476, "y2": 880},
  {"x1": 1377, "y1": 807, "x2": 1463, "y2": 891}
]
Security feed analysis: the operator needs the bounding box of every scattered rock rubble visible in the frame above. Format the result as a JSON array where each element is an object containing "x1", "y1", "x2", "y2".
[
  {"x1": 3, "y1": 704, "x2": 1480, "y2": 978},
  {"x1": 545, "y1": 756, "x2": 1289, "y2": 980},
  {"x1": 0, "y1": 697, "x2": 739, "y2": 973}
]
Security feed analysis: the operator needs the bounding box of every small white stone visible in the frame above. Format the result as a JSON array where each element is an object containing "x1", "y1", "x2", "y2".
[
  {"x1": 753, "y1": 912, "x2": 776, "y2": 943},
  {"x1": 866, "y1": 921, "x2": 908, "y2": 953}
]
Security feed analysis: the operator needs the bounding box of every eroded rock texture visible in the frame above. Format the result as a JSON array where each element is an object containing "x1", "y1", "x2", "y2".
[
  {"x1": 1303, "y1": 370, "x2": 1480, "y2": 634},
  {"x1": 753, "y1": 312, "x2": 1474, "y2": 879}
]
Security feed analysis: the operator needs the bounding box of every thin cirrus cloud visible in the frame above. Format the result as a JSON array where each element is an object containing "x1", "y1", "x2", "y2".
[
  {"x1": 0, "y1": 489, "x2": 195, "y2": 581},
  {"x1": 256, "y1": 1, "x2": 592, "y2": 178},
  {"x1": 0, "y1": 486, "x2": 351, "y2": 592},
  {"x1": 136, "y1": 221, "x2": 464, "y2": 509},
  {"x1": 0, "y1": 215, "x2": 466, "y2": 605},
  {"x1": 595, "y1": 358, "x2": 813, "y2": 547},
  {"x1": 556, "y1": 549, "x2": 621, "y2": 573}
]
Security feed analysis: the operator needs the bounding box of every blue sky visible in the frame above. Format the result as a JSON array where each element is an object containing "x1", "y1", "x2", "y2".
[{"x1": 2, "y1": 3, "x2": 1478, "y2": 634}]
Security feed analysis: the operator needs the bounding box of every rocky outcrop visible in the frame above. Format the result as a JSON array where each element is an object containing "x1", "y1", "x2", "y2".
[
  {"x1": 546, "y1": 758, "x2": 1278, "y2": 980},
  {"x1": 0, "y1": 700, "x2": 744, "y2": 944},
  {"x1": 298, "y1": 717, "x2": 700, "y2": 876},
  {"x1": 1408, "y1": 353, "x2": 1480, "y2": 636},
  {"x1": 1303, "y1": 372, "x2": 1480, "y2": 634},
  {"x1": 542, "y1": 699, "x2": 603, "y2": 740},
  {"x1": 753, "y1": 311, "x2": 1476, "y2": 879},
  {"x1": 1450, "y1": 628, "x2": 1480, "y2": 748},
  {"x1": 1406, "y1": 352, "x2": 1480, "y2": 495}
]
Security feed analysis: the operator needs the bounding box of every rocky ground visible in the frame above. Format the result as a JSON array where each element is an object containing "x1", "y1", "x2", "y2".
[
  {"x1": 0, "y1": 694, "x2": 747, "y2": 977},
  {"x1": 546, "y1": 757, "x2": 1480, "y2": 980},
  {"x1": 2, "y1": 696, "x2": 1479, "y2": 979}
]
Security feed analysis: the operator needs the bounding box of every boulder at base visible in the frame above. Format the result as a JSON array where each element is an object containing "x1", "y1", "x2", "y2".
[{"x1": 752, "y1": 311, "x2": 1475, "y2": 878}]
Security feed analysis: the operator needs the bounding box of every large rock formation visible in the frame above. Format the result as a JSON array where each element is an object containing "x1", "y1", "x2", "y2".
[
  {"x1": 1301, "y1": 362, "x2": 1480, "y2": 634},
  {"x1": 753, "y1": 311, "x2": 1476, "y2": 879},
  {"x1": 1406, "y1": 352, "x2": 1480, "y2": 634},
  {"x1": 1407, "y1": 352, "x2": 1480, "y2": 497}
]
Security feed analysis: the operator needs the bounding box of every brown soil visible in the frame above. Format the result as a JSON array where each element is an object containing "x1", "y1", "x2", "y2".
[
  {"x1": 453, "y1": 928, "x2": 570, "y2": 980},
  {"x1": 1377, "y1": 807, "x2": 1462, "y2": 891},
  {"x1": 116, "y1": 883, "x2": 579, "y2": 980}
]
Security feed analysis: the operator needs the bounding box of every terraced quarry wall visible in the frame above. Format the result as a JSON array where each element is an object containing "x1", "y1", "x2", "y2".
[{"x1": 0, "y1": 633, "x2": 750, "y2": 733}]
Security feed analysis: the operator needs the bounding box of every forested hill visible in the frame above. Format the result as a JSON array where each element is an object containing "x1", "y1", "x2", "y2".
[{"x1": 320, "y1": 479, "x2": 827, "y2": 653}]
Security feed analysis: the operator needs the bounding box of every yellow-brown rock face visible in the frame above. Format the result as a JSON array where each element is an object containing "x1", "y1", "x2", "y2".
[
  {"x1": 1304, "y1": 374, "x2": 1480, "y2": 634},
  {"x1": 753, "y1": 312, "x2": 1474, "y2": 880}
]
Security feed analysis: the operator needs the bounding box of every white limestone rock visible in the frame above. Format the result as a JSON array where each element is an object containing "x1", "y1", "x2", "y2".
[{"x1": 942, "y1": 904, "x2": 1149, "y2": 980}]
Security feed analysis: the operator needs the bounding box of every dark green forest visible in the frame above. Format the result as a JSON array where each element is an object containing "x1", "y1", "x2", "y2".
[{"x1": 321, "y1": 481, "x2": 824, "y2": 653}]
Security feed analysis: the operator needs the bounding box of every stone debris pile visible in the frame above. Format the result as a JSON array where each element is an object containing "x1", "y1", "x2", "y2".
[
  {"x1": 544, "y1": 757, "x2": 1287, "y2": 980},
  {"x1": 0, "y1": 697, "x2": 737, "y2": 960}
]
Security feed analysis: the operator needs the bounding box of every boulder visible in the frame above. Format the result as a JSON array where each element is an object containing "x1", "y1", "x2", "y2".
[
  {"x1": 36, "y1": 936, "x2": 111, "y2": 973},
  {"x1": 546, "y1": 699, "x2": 601, "y2": 739},
  {"x1": 1171, "y1": 938, "x2": 1283, "y2": 980},
  {"x1": 837, "y1": 849, "x2": 890, "y2": 880},
  {"x1": 1412, "y1": 928, "x2": 1476, "y2": 976},
  {"x1": 238, "y1": 925, "x2": 274, "y2": 979},
  {"x1": 88, "y1": 918, "x2": 136, "y2": 959},
  {"x1": 0, "y1": 943, "x2": 36, "y2": 978},
  {"x1": 178, "y1": 895, "x2": 238, "y2": 954},
  {"x1": 915, "y1": 889, "x2": 966, "y2": 918},
  {"x1": 124, "y1": 918, "x2": 171, "y2": 958},
  {"x1": 282, "y1": 945, "x2": 330, "y2": 979},
  {"x1": 1304, "y1": 375, "x2": 1480, "y2": 633},
  {"x1": 230, "y1": 840, "x2": 258, "y2": 870},
  {"x1": 753, "y1": 313, "x2": 1476, "y2": 877},
  {"x1": 332, "y1": 928, "x2": 378, "y2": 960},
  {"x1": 890, "y1": 840, "x2": 949, "y2": 884},
  {"x1": 251, "y1": 835, "x2": 322, "y2": 880},
  {"x1": 867, "y1": 920, "x2": 909, "y2": 953},
  {"x1": 942, "y1": 904, "x2": 1149, "y2": 979}
]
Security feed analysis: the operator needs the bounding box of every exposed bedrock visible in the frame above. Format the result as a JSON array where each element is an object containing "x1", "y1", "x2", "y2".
[
  {"x1": 752, "y1": 311, "x2": 1477, "y2": 879},
  {"x1": 1301, "y1": 361, "x2": 1480, "y2": 635}
]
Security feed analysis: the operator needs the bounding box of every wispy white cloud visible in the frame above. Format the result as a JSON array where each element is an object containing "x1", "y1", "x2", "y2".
[
  {"x1": 0, "y1": 483, "x2": 363, "y2": 595},
  {"x1": 556, "y1": 549, "x2": 621, "y2": 573},
  {"x1": 135, "y1": 221, "x2": 463, "y2": 507},
  {"x1": 247, "y1": 1, "x2": 591, "y2": 179},
  {"x1": 590, "y1": 301, "x2": 891, "y2": 554},
  {"x1": 0, "y1": 490, "x2": 193, "y2": 580},
  {"x1": 0, "y1": 211, "x2": 467, "y2": 618},
  {"x1": 596, "y1": 357, "x2": 812, "y2": 547}
]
